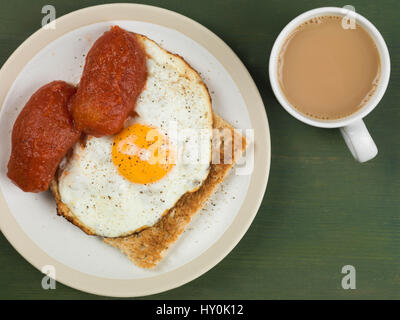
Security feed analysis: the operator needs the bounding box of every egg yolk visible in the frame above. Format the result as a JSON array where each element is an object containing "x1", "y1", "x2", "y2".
[{"x1": 112, "y1": 123, "x2": 175, "y2": 184}]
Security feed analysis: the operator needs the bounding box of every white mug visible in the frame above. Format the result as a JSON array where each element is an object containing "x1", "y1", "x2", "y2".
[{"x1": 269, "y1": 7, "x2": 390, "y2": 162}]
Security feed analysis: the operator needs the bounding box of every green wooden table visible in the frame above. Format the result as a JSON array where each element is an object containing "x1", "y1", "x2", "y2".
[{"x1": 0, "y1": 0, "x2": 399, "y2": 300}]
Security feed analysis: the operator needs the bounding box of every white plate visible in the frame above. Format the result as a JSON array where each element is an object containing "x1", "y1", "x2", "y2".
[{"x1": 0, "y1": 4, "x2": 270, "y2": 297}]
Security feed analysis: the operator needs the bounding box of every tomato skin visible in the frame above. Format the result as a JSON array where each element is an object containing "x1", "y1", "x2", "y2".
[
  {"x1": 70, "y1": 26, "x2": 147, "y2": 137},
  {"x1": 7, "y1": 81, "x2": 79, "y2": 193}
]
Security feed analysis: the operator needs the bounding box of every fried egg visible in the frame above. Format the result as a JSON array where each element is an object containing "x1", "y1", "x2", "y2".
[{"x1": 58, "y1": 34, "x2": 213, "y2": 237}]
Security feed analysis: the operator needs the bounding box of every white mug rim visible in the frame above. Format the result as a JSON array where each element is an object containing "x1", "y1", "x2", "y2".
[{"x1": 269, "y1": 7, "x2": 391, "y2": 129}]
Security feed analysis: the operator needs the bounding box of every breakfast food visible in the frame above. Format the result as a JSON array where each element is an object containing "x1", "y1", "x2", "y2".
[
  {"x1": 53, "y1": 34, "x2": 213, "y2": 238},
  {"x1": 51, "y1": 112, "x2": 245, "y2": 268},
  {"x1": 7, "y1": 26, "x2": 247, "y2": 269},
  {"x1": 103, "y1": 113, "x2": 246, "y2": 268},
  {"x1": 70, "y1": 26, "x2": 147, "y2": 137},
  {"x1": 7, "y1": 81, "x2": 79, "y2": 192}
]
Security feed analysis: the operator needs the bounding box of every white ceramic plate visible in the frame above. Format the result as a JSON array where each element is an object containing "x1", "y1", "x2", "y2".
[{"x1": 0, "y1": 4, "x2": 270, "y2": 297}]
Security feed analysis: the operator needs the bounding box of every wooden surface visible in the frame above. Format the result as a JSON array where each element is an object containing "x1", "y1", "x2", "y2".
[{"x1": 0, "y1": 0, "x2": 399, "y2": 299}]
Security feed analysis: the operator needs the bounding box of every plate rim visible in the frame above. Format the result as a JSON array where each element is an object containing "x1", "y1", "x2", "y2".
[{"x1": 0, "y1": 3, "x2": 271, "y2": 297}]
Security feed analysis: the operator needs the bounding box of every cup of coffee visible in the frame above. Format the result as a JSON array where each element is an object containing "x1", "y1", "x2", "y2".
[{"x1": 269, "y1": 7, "x2": 390, "y2": 162}]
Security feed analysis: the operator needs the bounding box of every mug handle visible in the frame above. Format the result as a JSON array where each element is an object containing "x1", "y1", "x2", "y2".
[{"x1": 339, "y1": 119, "x2": 378, "y2": 163}]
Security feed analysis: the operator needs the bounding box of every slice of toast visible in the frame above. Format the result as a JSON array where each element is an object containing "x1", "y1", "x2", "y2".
[
  {"x1": 103, "y1": 112, "x2": 246, "y2": 268},
  {"x1": 51, "y1": 112, "x2": 246, "y2": 268}
]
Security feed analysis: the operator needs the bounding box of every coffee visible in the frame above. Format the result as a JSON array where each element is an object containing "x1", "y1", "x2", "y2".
[{"x1": 278, "y1": 15, "x2": 380, "y2": 120}]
